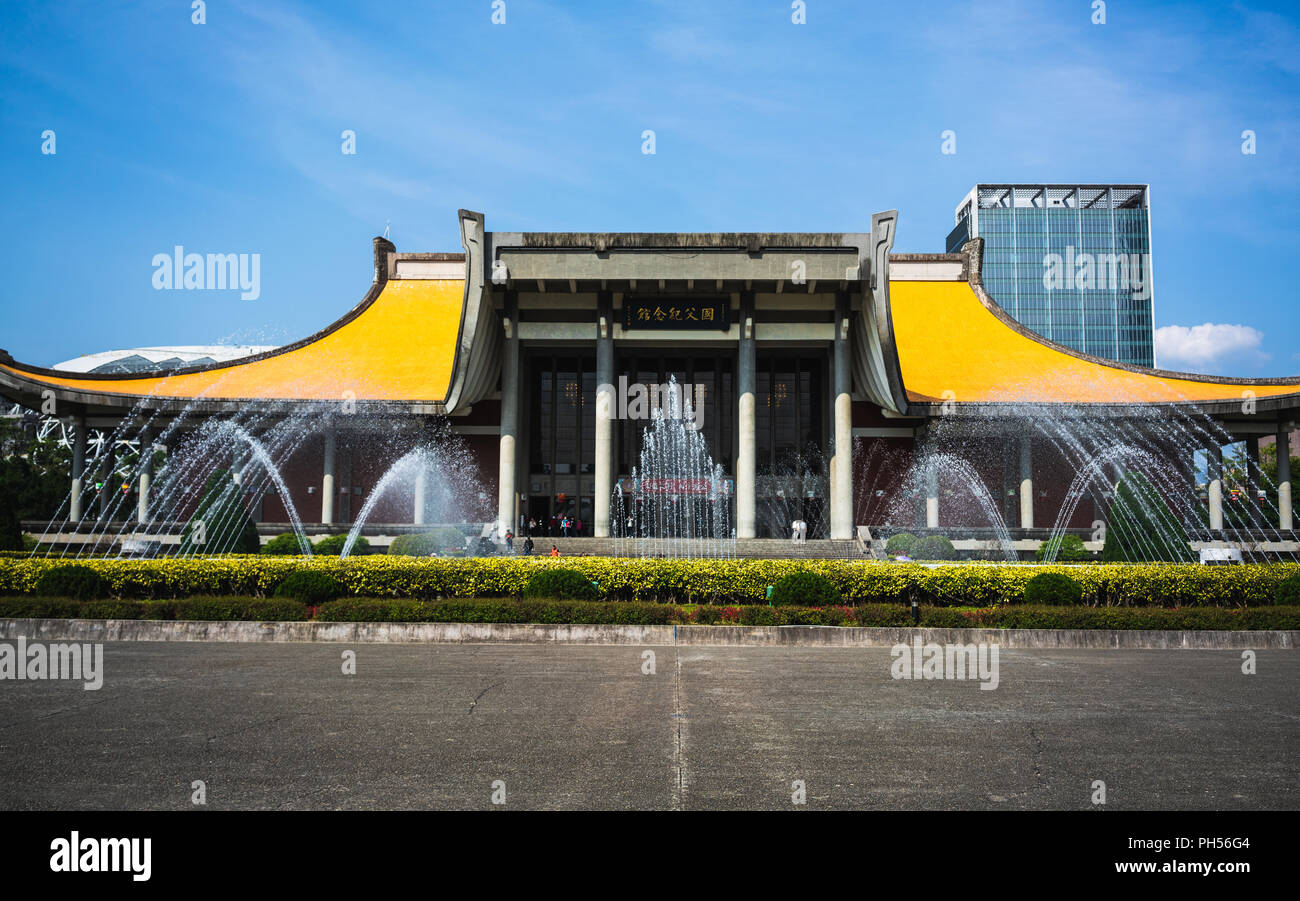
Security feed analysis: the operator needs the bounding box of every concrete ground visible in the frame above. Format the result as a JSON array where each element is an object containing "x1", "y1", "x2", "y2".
[{"x1": 0, "y1": 642, "x2": 1295, "y2": 810}]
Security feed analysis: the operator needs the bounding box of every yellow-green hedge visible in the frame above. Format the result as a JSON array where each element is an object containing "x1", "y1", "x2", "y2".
[{"x1": 2, "y1": 557, "x2": 1296, "y2": 606}]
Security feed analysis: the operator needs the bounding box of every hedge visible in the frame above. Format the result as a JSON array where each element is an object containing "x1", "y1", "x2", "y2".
[
  {"x1": 0, "y1": 597, "x2": 308, "y2": 620},
  {"x1": 0, "y1": 557, "x2": 1296, "y2": 608},
  {"x1": 2, "y1": 597, "x2": 1294, "y2": 630}
]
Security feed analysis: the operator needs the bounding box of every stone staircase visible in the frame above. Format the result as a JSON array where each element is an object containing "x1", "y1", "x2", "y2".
[{"x1": 516, "y1": 537, "x2": 868, "y2": 559}]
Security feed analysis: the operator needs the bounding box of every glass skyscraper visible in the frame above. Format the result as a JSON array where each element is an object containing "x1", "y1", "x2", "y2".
[{"x1": 945, "y1": 185, "x2": 1155, "y2": 367}]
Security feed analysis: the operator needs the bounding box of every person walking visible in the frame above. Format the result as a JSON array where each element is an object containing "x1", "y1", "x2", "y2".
[
  {"x1": 523, "y1": 535, "x2": 534, "y2": 555},
  {"x1": 505, "y1": 530, "x2": 514, "y2": 553}
]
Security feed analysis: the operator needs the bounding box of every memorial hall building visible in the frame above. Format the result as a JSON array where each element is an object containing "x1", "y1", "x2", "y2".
[{"x1": 2, "y1": 208, "x2": 1296, "y2": 551}]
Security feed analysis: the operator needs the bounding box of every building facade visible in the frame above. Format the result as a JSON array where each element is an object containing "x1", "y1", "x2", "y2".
[
  {"x1": 946, "y1": 185, "x2": 1155, "y2": 367},
  {"x1": 1, "y1": 207, "x2": 1296, "y2": 553}
]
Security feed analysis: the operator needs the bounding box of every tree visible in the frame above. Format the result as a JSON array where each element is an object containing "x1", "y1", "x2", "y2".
[
  {"x1": 1101, "y1": 471, "x2": 1194, "y2": 562},
  {"x1": 179, "y1": 469, "x2": 261, "y2": 555},
  {"x1": 0, "y1": 417, "x2": 72, "y2": 524}
]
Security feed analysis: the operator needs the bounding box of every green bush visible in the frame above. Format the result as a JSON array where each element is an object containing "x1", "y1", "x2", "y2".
[
  {"x1": 0, "y1": 556, "x2": 1295, "y2": 608},
  {"x1": 261, "y1": 532, "x2": 309, "y2": 555},
  {"x1": 1022, "y1": 572, "x2": 1083, "y2": 605},
  {"x1": 313, "y1": 534, "x2": 370, "y2": 556},
  {"x1": 389, "y1": 528, "x2": 466, "y2": 556},
  {"x1": 1035, "y1": 534, "x2": 1091, "y2": 562},
  {"x1": 0, "y1": 505, "x2": 23, "y2": 552},
  {"x1": 179, "y1": 469, "x2": 260, "y2": 555},
  {"x1": 1101, "y1": 471, "x2": 1194, "y2": 563},
  {"x1": 35, "y1": 564, "x2": 110, "y2": 600},
  {"x1": 274, "y1": 570, "x2": 345, "y2": 604},
  {"x1": 1277, "y1": 572, "x2": 1300, "y2": 606},
  {"x1": 2, "y1": 593, "x2": 1297, "y2": 631},
  {"x1": 175, "y1": 597, "x2": 309, "y2": 620},
  {"x1": 911, "y1": 535, "x2": 957, "y2": 561},
  {"x1": 316, "y1": 598, "x2": 681, "y2": 625},
  {"x1": 885, "y1": 532, "x2": 918, "y2": 556},
  {"x1": 523, "y1": 567, "x2": 599, "y2": 601},
  {"x1": 769, "y1": 570, "x2": 840, "y2": 607}
]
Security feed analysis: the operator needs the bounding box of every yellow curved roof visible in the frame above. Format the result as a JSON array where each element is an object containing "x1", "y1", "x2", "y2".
[
  {"x1": 891, "y1": 280, "x2": 1299, "y2": 404},
  {"x1": 1, "y1": 279, "x2": 464, "y2": 403}
]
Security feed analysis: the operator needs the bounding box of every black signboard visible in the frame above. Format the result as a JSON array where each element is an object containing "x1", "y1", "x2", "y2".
[{"x1": 622, "y1": 297, "x2": 730, "y2": 331}]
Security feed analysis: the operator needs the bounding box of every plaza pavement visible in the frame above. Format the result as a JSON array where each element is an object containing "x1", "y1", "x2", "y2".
[{"x1": 0, "y1": 642, "x2": 1295, "y2": 810}]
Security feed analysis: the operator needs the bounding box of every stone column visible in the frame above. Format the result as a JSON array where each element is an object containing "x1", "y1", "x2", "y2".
[
  {"x1": 137, "y1": 426, "x2": 153, "y2": 525},
  {"x1": 70, "y1": 413, "x2": 87, "y2": 523},
  {"x1": 1207, "y1": 444, "x2": 1224, "y2": 531},
  {"x1": 925, "y1": 459, "x2": 940, "y2": 529},
  {"x1": 498, "y1": 293, "x2": 520, "y2": 535},
  {"x1": 413, "y1": 466, "x2": 427, "y2": 525},
  {"x1": 1019, "y1": 435, "x2": 1034, "y2": 530},
  {"x1": 321, "y1": 427, "x2": 337, "y2": 526},
  {"x1": 594, "y1": 292, "x2": 614, "y2": 537},
  {"x1": 1277, "y1": 425, "x2": 1292, "y2": 532},
  {"x1": 736, "y1": 292, "x2": 756, "y2": 539},
  {"x1": 98, "y1": 440, "x2": 116, "y2": 520},
  {"x1": 231, "y1": 448, "x2": 246, "y2": 487},
  {"x1": 831, "y1": 292, "x2": 853, "y2": 540}
]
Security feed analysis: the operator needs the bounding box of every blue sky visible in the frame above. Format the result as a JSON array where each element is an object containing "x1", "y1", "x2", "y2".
[{"x1": 2, "y1": 0, "x2": 1297, "y2": 375}]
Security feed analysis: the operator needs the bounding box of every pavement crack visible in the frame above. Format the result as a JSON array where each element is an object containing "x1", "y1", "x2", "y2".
[
  {"x1": 1027, "y1": 724, "x2": 1050, "y2": 791},
  {"x1": 467, "y1": 680, "x2": 505, "y2": 714}
]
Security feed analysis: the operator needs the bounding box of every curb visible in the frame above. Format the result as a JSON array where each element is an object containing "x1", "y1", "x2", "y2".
[{"x1": 0, "y1": 619, "x2": 1295, "y2": 649}]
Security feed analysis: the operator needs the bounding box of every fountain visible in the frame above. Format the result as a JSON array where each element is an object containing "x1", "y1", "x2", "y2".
[
  {"x1": 340, "y1": 434, "x2": 488, "y2": 558},
  {"x1": 612, "y1": 376, "x2": 735, "y2": 558}
]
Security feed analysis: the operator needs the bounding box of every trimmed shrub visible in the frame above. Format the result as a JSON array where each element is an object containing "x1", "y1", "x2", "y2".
[
  {"x1": 769, "y1": 570, "x2": 840, "y2": 607},
  {"x1": 274, "y1": 570, "x2": 345, "y2": 604},
  {"x1": 35, "y1": 564, "x2": 110, "y2": 600},
  {"x1": 1277, "y1": 572, "x2": 1300, "y2": 606},
  {"x1": 261, "y1": 532, "x2": 310, "y2": 555},
  {"x1": 0, "y1": 557, "x2": 1295, "y2": 608},
  {"x1": 1101, "y1": 471, "x2": 1194, "y2": 563},
  {"x1": 693, "y1": 604, "x2": 722, "y2": 624},
  {"x1": 313, "y1": 534, "x2": 370, "y2": 556},
  {"x1": 179, "y1": 469, "x2": 260, "y2": 555},
  {"x1": 912, "y1": 535, "x2": 957, "y2": 561},
  {"x1": 1035, "y1": 534, "x2": 1091, "y2": 562},
  {"x1": 885, "y1": 532, "x2": 918, "y2": 556},
  {"x1": 523, "y1": 567, "x2": 599, "y2": 601},
  {"x1": 316, "y1": 598, "x2": 681, "y2": 625},
  {"x1": 1022, "y1": 572, "x2": 1083, "y2": 606},
  {"x1": 175, "y1": 597, "x2": 309, "y2": 621},
  {"x1": 389, "y1": 528, "x2": 466, "y2": 556}
]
